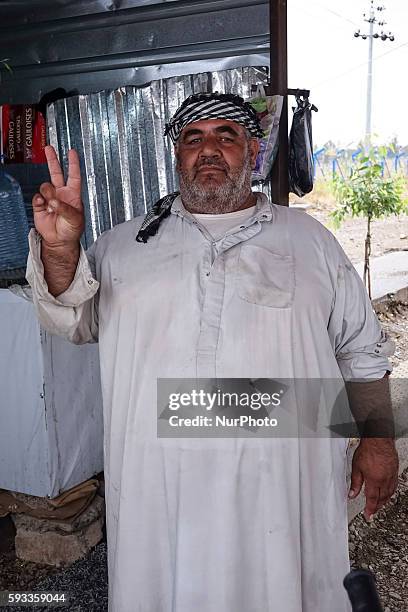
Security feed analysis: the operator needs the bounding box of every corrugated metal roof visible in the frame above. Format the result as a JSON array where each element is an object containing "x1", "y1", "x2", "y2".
[{"x1": 0, "y1": 0, "x2": 269, "y2": 103}]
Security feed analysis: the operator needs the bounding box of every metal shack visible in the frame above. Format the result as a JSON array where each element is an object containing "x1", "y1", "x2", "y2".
[{"x1": 0, "y1": 0, "x2": 288, "y2": 498}]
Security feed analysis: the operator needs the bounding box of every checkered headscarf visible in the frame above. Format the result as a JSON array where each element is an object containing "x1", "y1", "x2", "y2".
[{"x1": 164, "y1": 92, "x2": 264, "y2": 144}]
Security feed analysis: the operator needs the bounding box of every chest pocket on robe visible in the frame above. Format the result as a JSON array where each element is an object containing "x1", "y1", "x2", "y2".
[{"x1": 237, "y1": 244, "x2": 295, "y2": 308}]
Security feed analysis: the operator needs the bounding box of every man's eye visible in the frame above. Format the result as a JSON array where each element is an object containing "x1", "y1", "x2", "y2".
[
  {"x1": 220, "y1": 136, "x2": 234, "y2": 142},
  {"x1": 186, "y1": 138, "x2": 201, "y2": 144}
]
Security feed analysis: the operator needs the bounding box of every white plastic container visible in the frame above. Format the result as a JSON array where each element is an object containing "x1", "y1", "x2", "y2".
[{"x1": 0, "y1": 287, "x2": 103, "y2": 498}]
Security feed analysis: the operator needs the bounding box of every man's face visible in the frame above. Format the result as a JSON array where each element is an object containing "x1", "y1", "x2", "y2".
[{"x1": 175, "y1": 119, "x2": 260, "y2": 214}]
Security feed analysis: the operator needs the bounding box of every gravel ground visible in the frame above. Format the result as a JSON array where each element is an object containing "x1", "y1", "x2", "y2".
[
  {"x1": 0, "y1": 542, "x2": 108, "y2": 612},
  {"x1": 349, "y1": 468, "x2": 408, "y2": 612}
]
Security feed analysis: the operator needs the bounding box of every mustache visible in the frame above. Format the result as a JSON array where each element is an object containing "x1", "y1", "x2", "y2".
[{"x1": 194, "y1": 158, "x2": 229, "y2": 174}]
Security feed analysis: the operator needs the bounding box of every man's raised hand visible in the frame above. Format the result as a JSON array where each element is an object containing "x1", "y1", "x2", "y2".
[{"x1": 32, "y1": 145, "x2": 85, "y2": 247}]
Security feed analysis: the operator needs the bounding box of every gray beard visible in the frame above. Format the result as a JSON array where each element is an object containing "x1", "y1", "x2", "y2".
[{"x1": 178, "y1": 154, "x2": 253, "y2": 214}]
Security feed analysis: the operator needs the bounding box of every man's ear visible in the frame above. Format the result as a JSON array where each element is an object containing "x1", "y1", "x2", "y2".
[
  {"x1": 174, "y1": 145, "x2": 181, "y2": 170},
  {"x1": 249, "y1": 138, "x2": 260, "y2": 168}
]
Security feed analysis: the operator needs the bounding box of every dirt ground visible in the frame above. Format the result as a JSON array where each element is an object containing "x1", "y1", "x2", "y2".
[
  {"x1": 295, "y1": 183, "x2": 408, "y2": 265},
  {"x1": 0, "y1": 515, "x2": 60, "y2": 592}
]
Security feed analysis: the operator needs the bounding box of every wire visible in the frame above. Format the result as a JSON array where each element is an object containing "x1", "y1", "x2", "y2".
[
  {"x1": 311, "y1": 40, "x2": 408, "y2": 89},
  {"x1": 309, "y1": 1, "x2": 361, "y2": 27},
  {"x1": 291, "y1": 0, "x2": 361, "y2": 28},
  {"x1": 372, "y1": 39, "x2": 408, "y2": 60}
]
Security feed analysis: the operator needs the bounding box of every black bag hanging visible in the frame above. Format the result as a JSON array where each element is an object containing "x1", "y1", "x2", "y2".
[{"x1": 288, "y1": 95, "x2": 318, "y2": 197}]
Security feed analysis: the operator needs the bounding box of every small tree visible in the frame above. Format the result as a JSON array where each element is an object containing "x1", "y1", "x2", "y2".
[{"x1": 331, "y1": 146, "x2": 408, "y2": 299}]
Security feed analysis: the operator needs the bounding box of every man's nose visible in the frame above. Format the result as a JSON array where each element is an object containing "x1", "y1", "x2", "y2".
[{"x1": 198, "y1": 135, "x2": 222, "y2": 157}]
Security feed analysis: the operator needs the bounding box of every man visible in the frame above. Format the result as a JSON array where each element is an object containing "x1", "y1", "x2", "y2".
[{"x1": 27, "y1": 92, "x2": 398, "y2": 611}]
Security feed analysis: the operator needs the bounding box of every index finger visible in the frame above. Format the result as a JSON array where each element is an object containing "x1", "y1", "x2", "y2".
[
  {"x1": 66, "y1": 149, "x2": 81, "y2": 192},
  {"x1": 44, "y1": 145, "x2": 65, "y2": 189},
  {"x1": 364, "y1": 485, "x2": 380, "y2": 519}
]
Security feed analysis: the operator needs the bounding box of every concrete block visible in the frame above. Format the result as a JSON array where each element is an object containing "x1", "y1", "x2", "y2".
[{"x1": 12, "y1": 494, "x2": 105, "y2": 567}]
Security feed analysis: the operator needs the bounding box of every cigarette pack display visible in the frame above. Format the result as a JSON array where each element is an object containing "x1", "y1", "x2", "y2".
[{"x1": 1, "y1": 105, "x2": 47, "y2": 164}]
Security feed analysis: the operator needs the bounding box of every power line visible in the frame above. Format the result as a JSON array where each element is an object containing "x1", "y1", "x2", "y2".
[
  {"x1": 372, "y1": 38, "x2": 408, "y2": 59},
  {"x1": 311, "y1": 31, "x2": 407, "y2": 90},
  {"x1": 290, "y1": 0, "x2": 359, "y2": 28},
  {"x1": 311, "y1": 61, "x2": 369, "y2": 89},
  {"x1": 309, "y1": 1, "x2": 361, "y2": 27}
]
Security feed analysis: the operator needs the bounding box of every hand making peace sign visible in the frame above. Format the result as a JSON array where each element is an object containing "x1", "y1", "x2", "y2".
[{"x1": 32, "y1": 145, "x2": 85, "y2": 247}]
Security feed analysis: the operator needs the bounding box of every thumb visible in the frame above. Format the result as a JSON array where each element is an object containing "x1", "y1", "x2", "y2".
[
  {"x1": 47, "y1": 198, "x2": 83, "y2": 227},
  {"x1": 349, "y1": 467, "x2": 364, "y2": 499}
]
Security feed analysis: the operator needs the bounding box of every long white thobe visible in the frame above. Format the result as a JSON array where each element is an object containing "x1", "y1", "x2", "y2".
[{"x1": 26, "y1": 193, "x2": 392, "y2": 612}]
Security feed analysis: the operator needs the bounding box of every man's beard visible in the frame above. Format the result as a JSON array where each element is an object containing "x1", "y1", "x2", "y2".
[{"x1": 177, "y1": 153, "x2": 253, "y2": 214}]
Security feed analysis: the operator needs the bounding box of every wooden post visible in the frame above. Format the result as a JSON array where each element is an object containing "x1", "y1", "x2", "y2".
[{"x1": 267, "y1": 0, "x2": 289, "y2": 205}]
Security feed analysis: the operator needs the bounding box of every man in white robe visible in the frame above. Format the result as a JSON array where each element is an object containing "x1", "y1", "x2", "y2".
[{"x1": 26, "y1": 92, "x2": 398, "y2": 611}]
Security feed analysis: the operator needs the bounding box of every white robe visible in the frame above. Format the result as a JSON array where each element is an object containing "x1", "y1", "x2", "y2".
[{"x1": 27, "y1": 193, "x2": 392, "y2": 612}]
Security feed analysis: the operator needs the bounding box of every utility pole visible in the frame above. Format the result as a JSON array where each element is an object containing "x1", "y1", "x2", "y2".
[{"x1": 354, "y1": 1, "x2": 394, "y2": 143}]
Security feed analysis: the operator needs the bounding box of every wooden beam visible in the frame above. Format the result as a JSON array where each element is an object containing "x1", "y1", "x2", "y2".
[{"x1": 267, "y1": 0, "x2": 288, "y2": 205}]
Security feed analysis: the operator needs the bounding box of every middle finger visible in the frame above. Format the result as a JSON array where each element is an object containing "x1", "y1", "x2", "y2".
[{"x1": 39, "y1": 182, "x2": 57, "y2": 201}]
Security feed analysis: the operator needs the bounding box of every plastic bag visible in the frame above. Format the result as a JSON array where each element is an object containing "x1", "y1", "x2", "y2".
[
  {"x1": 249, "y1": 87, "x2": 284, "y2": 181},
  {"x1": 288, "y1": 96, "x2": 318, "y2": 197}
]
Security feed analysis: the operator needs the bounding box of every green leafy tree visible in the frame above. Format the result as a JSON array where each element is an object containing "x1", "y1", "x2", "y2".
[{"x1": 331, "y1": 146, "x2": 408, "y2": 299}]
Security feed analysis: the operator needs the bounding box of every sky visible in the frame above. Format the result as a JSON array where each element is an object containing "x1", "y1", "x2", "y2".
[{"x1": 288, "y1": 0, "x2": 408, "y2": 147}]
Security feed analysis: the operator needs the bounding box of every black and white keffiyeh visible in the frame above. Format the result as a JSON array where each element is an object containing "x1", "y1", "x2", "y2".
[
  {"x1": 164, "y1": 92, "x2": 263, "y2": 144},
  {"x1": 135, "y1": 192, "x2": 179, "y2": 243}
]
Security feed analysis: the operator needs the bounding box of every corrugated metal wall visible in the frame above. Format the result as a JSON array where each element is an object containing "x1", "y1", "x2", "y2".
[{"x1": 48, "y1": 67, "x2": 268, "y2": 247}]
